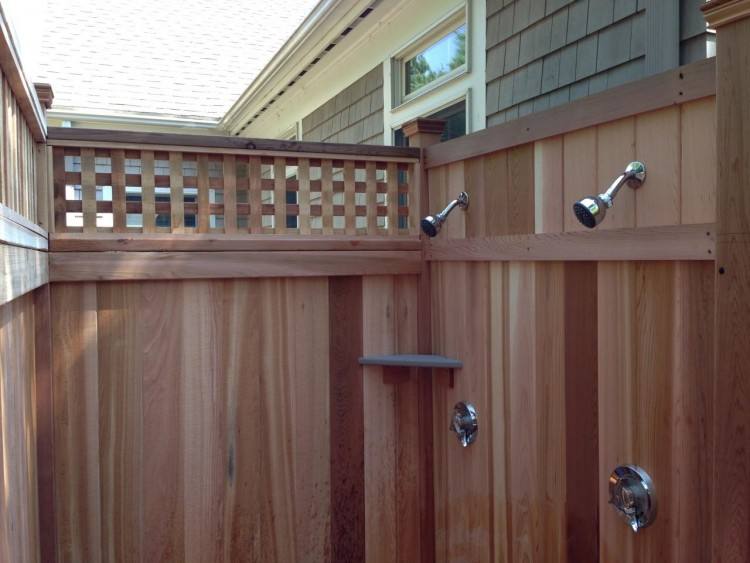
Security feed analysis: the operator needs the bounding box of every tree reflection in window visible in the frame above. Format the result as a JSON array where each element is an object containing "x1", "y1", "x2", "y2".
[{"x1": 405, "y1": 25, "x2": 466, "y2": 95}]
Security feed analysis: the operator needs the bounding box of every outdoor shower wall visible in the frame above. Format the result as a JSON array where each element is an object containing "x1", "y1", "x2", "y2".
[
  {"x1": 425, "y1": 58, "x2": 715, "y2": 562},
  {"x1": 48, "y1": 274, "x2": 427, "y2": 562}
]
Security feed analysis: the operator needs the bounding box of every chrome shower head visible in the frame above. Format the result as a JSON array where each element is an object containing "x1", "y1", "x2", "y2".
[
  {"x1": 573, "y1": 162, "x2": 646, "y2": 229},
  {"x1": 421, "y1": 191, "x2": 469, "y2": 238}
]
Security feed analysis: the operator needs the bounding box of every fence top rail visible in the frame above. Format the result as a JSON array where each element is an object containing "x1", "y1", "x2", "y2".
[
  {"x1": 47, "y1": 127, "x2": 421, "y2": 162},
  {"x1": 424, "y1": 57, "x2": 716, "y2": 169}
]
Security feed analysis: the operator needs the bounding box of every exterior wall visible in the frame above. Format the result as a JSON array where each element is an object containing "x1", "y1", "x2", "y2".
[
  {"x1": 485, "y1": 0, "x2": 711, "y2": 126},
  {"x1": 236, "y1": 0, "x2": 486, "y2": 143},
  {"x1": 302, "y1": 66, "x2": 384, "y2": 145}
]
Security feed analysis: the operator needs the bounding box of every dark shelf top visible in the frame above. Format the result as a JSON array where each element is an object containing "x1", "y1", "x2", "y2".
[{"x1": 358, "y1": 354, "x2": 463, "y2": 369}]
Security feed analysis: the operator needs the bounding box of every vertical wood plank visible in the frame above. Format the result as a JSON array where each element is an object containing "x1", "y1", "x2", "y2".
[
  {"x1": 507, "y1": 144, "x2": 535, "y2": 235},
  {"x1": 274, "y1": 157, "x2": 286, "y2": 234},
  {"x1": 671, "y1": 262, "x2": 713, "y2": 563},
  {"x1": 81, "y1": 148, "x2": 96, "y2": 232},
  {"x1": 344, "y1": 160, "x2": 356, "y2": 235},
  {"x1": 363, "y1": 276, "x2": 397, "y2": 563},
  {"x1": 96, "y1": 282, "x2": 144, "y2": 562},
  {"x1": 51, "y1": 283, "x2": 102, "y2": 563},
  {"x1": 329, "y1": 276, "x2": 365, "y2": 563},
  {"x1": 223, "y1": 155, "x2": 237, "y2": 234},
  {"x1": 141, "y1": 281, "x2": 185, "y2": 562},
  {"x1": 534, "y1": 137, "x2": 564, "y2": 234},
  {"x1": 597, "y1": 117, "x2": 636, "y2": 230},
  {"x1": 34, "y1": 285, "x2": 56, "y2": 563},
  {"x1": 597, "y1": 262, "x2": 635, "y2": 563},
  {"x1": 286, "y1": 278, "x2": 331, "y2": 561},
  {"x1": 298, "y1": 158, "x2": 311, "y2": 235},
  {"x1": 181, "y1": 280, "x2": 226, "y2": 561},
  {"x1": 223, "y1": 280, "x2": 266, "y2": 562},
  {"x1": 464, "y1": 157, "x2": 486, "y2": 238},
  {"x1": 407, "y1": 163, "x2": 420, "y2": 235},
  {"x1": 488, "y1": 262, "x2": 509, "y2": 563},
  {"x1": 681, "y1": 98, "x2": 716, "y2": 224},
  {"x1": 169, "y1": 153, "x2": 184, "y2": 233},
  {"x1": 563, "y1": 128, "x2": 597, "y2": 232},
  {"x1": 387, "y1": 162, "x2": 398, "y2": 235},
  {"x1": 564, "y1": 262, "x2": 599, "y2": 563},
  {"x1": 444, "y1": 162, "x2": 466, "y2": 239},
  {"x1": 432, "y1": 262, "x2": 492, "y2": 563},
  {"x1": 197, "y1": 155, "x2": 209, "y2": 233},
  {"x1": 321, "y1": 159, "x2": 334, "y2": 235},
  {"x1": 141, "y1": 150, "x2": 156, "y2": 233},
  {"x1": 635, "y1": 107, "x2": 681, "y2": 227},
  {"x1": 35, "y1": 143, "x2": 51, "y2": 231},
  {"x1": 52, "y1": 147, "x2": 66, "y2": 233},
  {"x1": 248, "y1": 156, "x2": 262, "y2": 234},
  {"x1": 365, "y1": 162, "x2": 377, "y2": 234},
  {"x1": 711, "y1": 15, "x2": 750, "y2": 561},
  {"x1": 111, "y1": 150, "x2": 126, "y2": 233},
  {"x1": 484, "y1": 151, "x2": 510, "y2": 237}
]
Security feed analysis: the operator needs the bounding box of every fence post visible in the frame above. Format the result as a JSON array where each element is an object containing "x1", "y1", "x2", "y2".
[
  {"x1": 702, "y1": 2, "x2": 750, "y2": 560},
  {"x1": 402, "y1": 117, "x2": 444, "y2": 563}
]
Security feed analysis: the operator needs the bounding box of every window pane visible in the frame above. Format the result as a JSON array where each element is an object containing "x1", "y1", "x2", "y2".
[{"x1": 405, "y1": 24, "x2": 466, "y2": 95}]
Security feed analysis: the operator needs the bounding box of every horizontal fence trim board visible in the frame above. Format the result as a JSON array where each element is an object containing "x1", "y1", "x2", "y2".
[
  {"x1": 49, "y1": 250, "x2": 422, "y2": 281},
  {"x1": 0, "y1": 243, "x2": 48, "y2": 304},
  {"x1": 49, "y1": 234, "x2": 421, "y2": 252},
  {"x1": 426, "y1": 58, "x2": 716, "y2": 168},
  {"x1": 0, "y1": 203, "x2": 48, "y2": 249},
  {"x1": 425, "y1": 223, "x2": 715, "y2": 261},
  {"x1": 46, "y1": 128, "x2": 421, "y2": 161}
]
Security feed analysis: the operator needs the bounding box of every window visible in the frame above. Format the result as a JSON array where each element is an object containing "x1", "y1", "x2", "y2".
[
  {"x1": 393, "y1": 100, "x2": 467, "y2": 147},
  {"x1": 393, "y1": 8, "x2": 467, "y2": 107},
  {"x1": 404, "y1": 24, "x2": 466, "y2": 96}
]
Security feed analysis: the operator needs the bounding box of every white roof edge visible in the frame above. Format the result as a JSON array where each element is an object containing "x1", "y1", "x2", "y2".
[
  {"x1": 49, "y1": 108, "x2": 222, "y2": 129},
  {"x1": 220, "y1": 0, "x2": 375, "y2": 134}
]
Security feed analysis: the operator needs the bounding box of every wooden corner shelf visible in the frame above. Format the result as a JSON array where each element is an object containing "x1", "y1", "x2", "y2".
[{"x1": 358, "y1": 354, "x2": 462, "y2": 386}]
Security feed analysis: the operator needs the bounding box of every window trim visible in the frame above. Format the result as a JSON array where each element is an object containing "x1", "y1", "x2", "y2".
[
  {"x1": 390, "y1": 3, "x2": 469, "y2": 109},
  {"x1": 391, "y1": 92, "x2": 470, "y2": 145}
]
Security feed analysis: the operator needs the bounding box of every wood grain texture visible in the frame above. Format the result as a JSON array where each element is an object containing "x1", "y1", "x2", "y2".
[
  {"x1": 49, "y1": 250, "x2": 422, "y2": 281},
  {"x1": 597, "y1": 261, "x2": 713, "y2": 562},
  {"x1": 712, "y1": 13, "x2": 750, "y2": 563},
  {"x1": 533, "y1": 137, "x2": 563, "y2": 234},
  {"x1": 0, "y1": 292, "x2": 42, "y2": 563},
  {"x1": 362, "y1": 275, "x2": 421, "y2": 563},
  {"x1": 425, "y1": 223, "x2": 715, "y2": 262},
  {"x1": 635, "y1": 108, "x2": 681, "y2": 227},
  {"x1": 0, "y1": 244, "x2": 48, "y2": 305},
  {"x1": 431, "y1": 262, "x2": 493, "y2": 563},
  {"x1": 680, "y1": 98, "x2": 716, "y2": 224},
  {"x1": 49, "y1": 233, "x2": 420, "y2": 252},
  {"x1": 47, "y1": 127, "x2": 420, "y2": 161},
  {"x1": 329, "y1": 277, "x2": 365, "y2": 563},
  {"x1": 597, "y1": 118, "x2": 636, "y2": 230},
  {"x1": 426, "y1": 58, "x2": 716, "y2": 168},
  {"x1": 50, "y1": 277, "x2": 338, "y2": 562},
  {"x1": 34, "y1": 285, "x2": 55, "y2": 563}
]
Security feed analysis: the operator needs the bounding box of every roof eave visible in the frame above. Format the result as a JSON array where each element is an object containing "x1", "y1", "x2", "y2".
[{"x1": 220, "y1": 0, "x2": 375, "y2": 135}]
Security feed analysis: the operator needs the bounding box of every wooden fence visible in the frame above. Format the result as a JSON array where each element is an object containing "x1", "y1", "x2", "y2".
[
  {"x1": 421, "y1": 58, "x2": 717, "y2": 563},
  {"x1": 48, "y1": 132, "x2": 420, "y2": 237}
]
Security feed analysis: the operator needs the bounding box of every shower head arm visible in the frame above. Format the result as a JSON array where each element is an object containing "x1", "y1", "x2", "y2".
[
  {"x1": 600, "y1": 162, "x2": 646, "y2": 207},
  {"x1": 436, "y1": 191, "x2": 470, "y2": 220}
]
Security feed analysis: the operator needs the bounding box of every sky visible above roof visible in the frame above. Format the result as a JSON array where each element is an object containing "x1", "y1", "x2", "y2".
[{"x1": 34, "y1": 0, "x2": 320, "y2": 123}]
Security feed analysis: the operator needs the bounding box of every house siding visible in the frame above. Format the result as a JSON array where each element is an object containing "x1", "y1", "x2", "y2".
[
  {"x1": 485, "y1": 0, "x2": 711, "y2": 126},
  {"x1": 302, "y1": 65, "x2": 384, "y2": 145}
]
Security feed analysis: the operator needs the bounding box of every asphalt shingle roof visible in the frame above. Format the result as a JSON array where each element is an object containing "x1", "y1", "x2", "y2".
[{"x1": 35, "y1": 0, "x2": 319, "y2": 122}]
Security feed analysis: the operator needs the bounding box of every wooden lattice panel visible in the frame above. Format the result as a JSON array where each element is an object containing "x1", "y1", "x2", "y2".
[{"x1": 52, "y1": 147, "x2": 418, "y2": 236}]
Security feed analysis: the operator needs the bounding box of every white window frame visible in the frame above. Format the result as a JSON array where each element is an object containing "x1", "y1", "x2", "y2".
[
  {"x1": 382, "y1": 0, "x2": 485, "y2": 144},
  {"x1": 390, "y1": 4, "x2": 469, "y2": 109}
]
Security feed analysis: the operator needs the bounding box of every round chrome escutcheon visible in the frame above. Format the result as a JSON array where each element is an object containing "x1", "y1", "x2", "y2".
[
  {"x1": 608, "y1": 465, "x2": 657, "y2": 532},
  {"x1": 450, "y1": 401, "x2": 478, "y2": 447}
]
